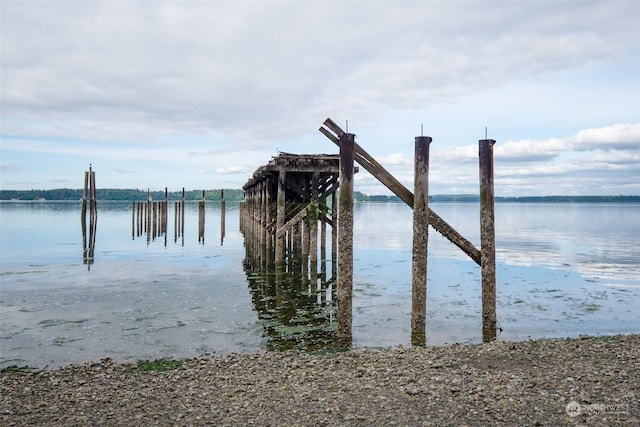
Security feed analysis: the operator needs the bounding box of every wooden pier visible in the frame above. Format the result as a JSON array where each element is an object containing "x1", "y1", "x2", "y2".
[
  {"x1": 240, "y1": 152, "x2": 343, "y2": 279},
  {"x1": 242, "y1": 118, "x2": 497, "y2": 345}
]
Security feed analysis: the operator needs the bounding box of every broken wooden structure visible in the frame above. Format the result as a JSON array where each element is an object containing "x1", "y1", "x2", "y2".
[
  {"x1": 240, "y1": 153, "x2": 344, "y2": 282},
  {"x1": 242, "y1": 119, "x2": 496, "y2": 345},
  {"x1": 318, "y1": 118, "x2": 496, "y2": 343}
]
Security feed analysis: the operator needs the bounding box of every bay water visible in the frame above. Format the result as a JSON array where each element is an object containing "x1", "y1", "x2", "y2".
[{"x1": 1, "y1": 201, "x2": 638, "y2": 368}]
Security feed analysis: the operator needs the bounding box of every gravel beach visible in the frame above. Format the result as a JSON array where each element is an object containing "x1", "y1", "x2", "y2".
[{"x1": 2, "y1": 334, "x2": 638, "y2": 426}]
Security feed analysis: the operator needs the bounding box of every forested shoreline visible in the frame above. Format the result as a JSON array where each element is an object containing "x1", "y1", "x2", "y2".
[
  {"x1": 1, "y1": 188, "x2": 638, "y2": 203},
  {"x1": 0, "y1": 188, "x2": 245, "y2": 201}
]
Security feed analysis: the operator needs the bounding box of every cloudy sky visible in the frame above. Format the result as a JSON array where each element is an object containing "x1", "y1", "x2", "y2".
[{"x1": 1, "y1": 0, "x2": 639, "y2": 196}]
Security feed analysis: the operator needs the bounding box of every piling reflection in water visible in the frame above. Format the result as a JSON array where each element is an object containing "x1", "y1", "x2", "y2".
[
  {"x1": 243, "y1": 218, "x2": 346, "y2": 351},
  {"x1": 240, "y1": 153, "x2": 345, "y2": 350}
]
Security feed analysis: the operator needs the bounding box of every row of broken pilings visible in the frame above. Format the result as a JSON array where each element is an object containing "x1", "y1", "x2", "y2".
[{"x1": 131, "y1": 189, "x2": 226, "y2": 246}]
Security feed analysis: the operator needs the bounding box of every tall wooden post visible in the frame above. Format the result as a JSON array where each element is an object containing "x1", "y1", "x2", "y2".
[
  {"x1": 221, "y1": 189, "x2": 226, "y2": 246},
  {"x1": 264, "y1": 183, "x2": 272, "y2": 264},
  {"x1": 275, "y1": 170, "x2": 286, "y2": 263},
  {"x1": 198, "y1": 190, "x2": 205, "y2": 244},
  {"x1": 337, "y1": 133, "x2": 355, "y2": 339},
  {"x1": 174, "y1": 201, "x2": 178, "y2": 242},
  {"x1": 411, "y1": 136, "x2": 432, "y2": 346},
  {"x1": 181, "y1": 188, "x2": 185, "y2": 244},
  {"x1": 479, "y1": 139, "x2": 497, "y2": 341}
]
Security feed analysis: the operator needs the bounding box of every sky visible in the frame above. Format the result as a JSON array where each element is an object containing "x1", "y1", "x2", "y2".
[{"x1": 1, "y1": 0, "x2": 639, "y2": 196}]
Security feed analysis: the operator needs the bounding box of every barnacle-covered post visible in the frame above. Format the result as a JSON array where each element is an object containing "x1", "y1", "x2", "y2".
[{"x1": 479, "y1": 138, "x2": 497, "y2": 341}]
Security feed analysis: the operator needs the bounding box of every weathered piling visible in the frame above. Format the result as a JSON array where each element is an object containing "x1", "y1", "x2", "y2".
[
  {"x1": 331, "y1": 192, "x2": 337, "y2": 277},
  {"x1": 81, "y1": 165, "x2": 97, "y2": 269},
  {"x1": 146, "y1": 190, "x2": 152, "y2": 244},
  {"x1": 174, "y1": 201, "x2": 179, "y2": 242},
  {"x1": 198, "y1": 190, "x2": 205, "y2": 244},
  {"x1": 337, "y1": 133, "x2": 355, "y2": 339},
  {"x1": 152, "y1": 202, "x2": 157, "y2": 238},
  {"x1": 411, "y1": 136, "x2": 432, "y2": 346},
  {"x1": 139, "y1": 202, "x2": 143, "y2": 236},
  {"x1": 163, "y1": 187, "x2": 168, "y2": 237},
  {"x1": 479, "y1": 139, "x2": 497, "y2": 341},
  {"x1": 181, "y1": 188, "x2": 185, "y2": 244},
  {"x1": 309, "y1": 172, "x2": 319, "y2": 280},
  {"x1": 220, "y1": 189, "x2": 226, "y2": 246},
  {"x1": 275, "y1": 170, "x2": 286, "y2": 263}
]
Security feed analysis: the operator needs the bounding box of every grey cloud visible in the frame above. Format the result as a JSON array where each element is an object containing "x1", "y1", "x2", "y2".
[{"x1": 2, "y1": 1, "x2": 638, "y2": 148}]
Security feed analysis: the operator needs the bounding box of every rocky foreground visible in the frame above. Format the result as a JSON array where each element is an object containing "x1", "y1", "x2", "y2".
[{"x1": 1, "y1": 334, "x2": 638, "y2": 426}]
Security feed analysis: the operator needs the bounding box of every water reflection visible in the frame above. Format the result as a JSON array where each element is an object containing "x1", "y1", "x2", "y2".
[
  {"x1": 80, "y1": 204, "x2": 97, "y2": 269},
  {"x1": 243, "y1": 255, "x2": 343, "y2": 351},
  {"x1": 241, "y1": 207, "x2": 348, "y2": 351}
]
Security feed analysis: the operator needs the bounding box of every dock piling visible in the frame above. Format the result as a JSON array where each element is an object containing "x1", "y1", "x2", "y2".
[
  {"x1": 337, "y1": 133, "x2": 355, "y2": 340},
  {"x1": 411, "y1": 136, "x2": 432, "y2": 346},
  {"x1": 479, "y1": 139, "x2": 497, "y2": 341}
]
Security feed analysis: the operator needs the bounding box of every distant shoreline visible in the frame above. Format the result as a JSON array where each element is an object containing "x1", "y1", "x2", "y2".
[{"x1": 1, "y1": 188, "x2": 638, "y2": 203}]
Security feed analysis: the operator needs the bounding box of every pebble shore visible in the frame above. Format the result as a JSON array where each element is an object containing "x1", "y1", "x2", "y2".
[{"x1": 2, "y1": 334, "x2": 638, "y2": 426}]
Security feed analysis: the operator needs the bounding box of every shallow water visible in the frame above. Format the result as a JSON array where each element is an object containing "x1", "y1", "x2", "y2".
[{"x1": 1, "y1": 200, "x2": 638, "y2": 368}]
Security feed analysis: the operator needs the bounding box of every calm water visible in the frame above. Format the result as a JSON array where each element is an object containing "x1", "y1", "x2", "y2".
[{"x1": 1, "y1": 201, "x2": 638, "y2": 368}]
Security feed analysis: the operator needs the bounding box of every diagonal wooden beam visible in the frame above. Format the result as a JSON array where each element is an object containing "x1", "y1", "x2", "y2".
[
  {"x1": 320, "y1": 118, "x2": 481, "y2": 265},
  {"x1": 276, "y1": 202, "x2": 318, "y2": 238}
]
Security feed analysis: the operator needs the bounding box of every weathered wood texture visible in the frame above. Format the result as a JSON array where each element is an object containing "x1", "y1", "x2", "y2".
[
  {"x1": 337, "y1": 133, "x2": 355, "y2": 339},
  {"x1": 243, "y1": 153, "x2": 340, "y2": 270},
  {"x1": 479, "y1": 139, "x2": 497, "y2": 342},
  {"x1": 411, "y1": 136, "x2": 431, "y2": 346},
  {"x1": 81, "y1": 166, "x2": 97, "y2": 269}
]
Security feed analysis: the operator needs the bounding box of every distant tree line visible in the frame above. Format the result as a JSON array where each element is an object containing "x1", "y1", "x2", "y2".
[
  {"x1": 0, "y1": 188, "x2": 245, "y2": 201},
  {"x1": 494, "y1": 195, "x2": 640, "y2": 203},
  {"x1": 353, "y1": 192, "x2": 640, "y2": 203},
  {"x1": 1, "y1": 188, "x2": 637, "y2": 203}
]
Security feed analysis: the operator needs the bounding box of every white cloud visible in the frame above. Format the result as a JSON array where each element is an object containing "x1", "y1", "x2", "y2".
[
  {"x1": 568, "y1": 123, "x2": 640, "y2": 150},
  {"x1": 216, "y1": 166, "x2": 251, "y2": 175},
  {"x1": 379, "y1": 153, "x2": 408, "y2": 166}
]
